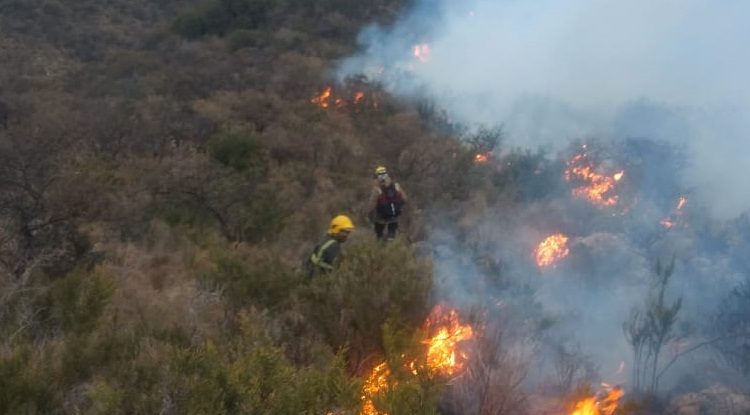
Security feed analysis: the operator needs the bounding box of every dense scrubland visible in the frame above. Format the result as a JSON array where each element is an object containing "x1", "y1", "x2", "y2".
[{"x1": 1, "y1": 1, "x2": 749, "y2": 414}]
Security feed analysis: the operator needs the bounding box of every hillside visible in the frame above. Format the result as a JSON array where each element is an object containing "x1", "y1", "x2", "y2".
[{"x1": 1, "y1": 1, "x2": 749, "y2": 414}]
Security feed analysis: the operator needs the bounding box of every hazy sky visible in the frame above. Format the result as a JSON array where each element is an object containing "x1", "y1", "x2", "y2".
[{"x1": 340, "y1": 0, "x2": 750, "y2": 218}]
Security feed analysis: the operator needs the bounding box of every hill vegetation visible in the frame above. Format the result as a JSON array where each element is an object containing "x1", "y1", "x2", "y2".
[{"x1": 0, "y1": 1, "x2": 522, "y2": 413}]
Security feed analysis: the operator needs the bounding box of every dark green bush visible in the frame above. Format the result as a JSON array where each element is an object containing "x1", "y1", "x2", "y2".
[
  {"x1": 208, "y1": 132, "x2": 266, "y2": 177},
  {"x1": 301, "y1": 240, "x2": 433, "y2": 367},
  {"x1": 172, "y1": 0, "x2": 273, "y2": 39},
  {"x1": 198, "y1": 249, "x2": 300, "y2": 310}
]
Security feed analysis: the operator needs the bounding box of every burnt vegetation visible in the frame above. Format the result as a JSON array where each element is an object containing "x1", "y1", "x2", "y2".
[{"x1": 1, "y1": 1, "x2": 749, "y2": 414}]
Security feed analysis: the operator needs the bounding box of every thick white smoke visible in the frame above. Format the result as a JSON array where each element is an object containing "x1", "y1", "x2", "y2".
[{"x1": 339, "y1": 0, "x2": 750, "y2": 219}]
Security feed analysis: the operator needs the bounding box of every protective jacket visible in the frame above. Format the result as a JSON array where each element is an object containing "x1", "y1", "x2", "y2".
[
  {"x1": 306, "y1": 236, "x2": 341, "y2": 277},
  {"x1": 371, "y1": 182, "x2": 406, "y2": 224}
]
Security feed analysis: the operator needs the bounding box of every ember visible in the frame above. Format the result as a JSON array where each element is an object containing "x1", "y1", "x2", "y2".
[
  {"x1": 311, "y1": 86, "x2": 333, "y2": 108},
  {"x1": 361, "y1": 362, "x2": 390, "y2": 415},
  {"x1": 660, "y1": 196, "x2": 688, "y2": 229},
  {"x1": 354, "y1": 91, "x2": 366, "y2": 104},
  {"x1": 474, "y1": 152, "x2": 490, "y2": 164},
  {"x1": 413, "y1": 43, "x2": 431, "y2": 63},
  {"x1": 564, "y1": 151, "x2": 625, "y2": 208},
  {"x1": 311, "y1": 87, "x2": 378, "y2": 110},
  {"x1": 535, "y1": 234, "x2": 570, "y2": 268}
]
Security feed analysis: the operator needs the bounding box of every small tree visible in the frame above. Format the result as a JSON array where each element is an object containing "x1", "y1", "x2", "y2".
[
  {"x1": 623, "y1": 258, "x2": 682, "y2": 394},
  {"x1": 713, "y1": 280, "x2": 750, "y2": 374}
]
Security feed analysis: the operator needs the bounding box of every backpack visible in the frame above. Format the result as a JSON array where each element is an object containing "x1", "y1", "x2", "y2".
[{"x1": 376, "y1": 183, "x2": 404, "y2": 220}]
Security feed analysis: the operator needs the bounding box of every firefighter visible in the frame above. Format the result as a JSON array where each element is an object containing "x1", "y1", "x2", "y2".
[
  {"x1": 306, "y1": 215, "x2": 355, "y2": 277},
  {"x1": 368, "y1": 166, "x2": 407, "y2": 241}
]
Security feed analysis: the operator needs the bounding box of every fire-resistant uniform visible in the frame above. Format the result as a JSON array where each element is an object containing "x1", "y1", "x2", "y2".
[
  {"x1": 368, "y1": 166, "x2": 407, "y2": 240},
  {"x1": 306, "y1": 215, "x2": 354, "y2": 277}
]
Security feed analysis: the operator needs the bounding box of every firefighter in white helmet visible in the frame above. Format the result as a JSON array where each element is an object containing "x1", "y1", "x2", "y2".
[{"x1": 368, "y1": 166, "x2": 407, "y2": 241}]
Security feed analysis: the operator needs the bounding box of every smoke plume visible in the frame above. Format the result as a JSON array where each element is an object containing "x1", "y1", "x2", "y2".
[{"x1": 339, "y1": 0, "x2": 750, "y2": 219}]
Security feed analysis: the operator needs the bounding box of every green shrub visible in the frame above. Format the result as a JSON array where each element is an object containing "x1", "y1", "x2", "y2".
[
  {"x1": 198, "y1": 250, "x2": 300, "y2": 310},
  {"x1": 302, "y1": 240, "x2": 433, "y2": 366},
  {"x1": 0, "y1": 346, "x2": 58, "y2": 414},
  {"x1": 47, "y1": 269, "x2": 115, "y2": 334},
  {"x1": 172, "y1": 0, "x2": 273, "y2": 39},
  {"x1": 208, "y1": 132, "x2": 266, "y2": 177}
]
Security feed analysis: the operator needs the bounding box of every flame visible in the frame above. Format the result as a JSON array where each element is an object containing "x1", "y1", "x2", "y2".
[
  {"x1": 311, "y1": 86, "x2": 333, "y2": 108},
  {"x1": 474, "y1": 152, "x2": 490, "y2": 164},
  {"x1": 571, "y1": 397, "x2": 599, "y2": 415},
  {"x1": 569, "y1": 386, "x2": 623, "y2": 415},
  {"x1": 535, "y1": 234, "x2": 570, "y2": 268},
  {"x1": 614, "y1": 361, "x2": 626, "y2": 376},
  {"x1": 413, "y1": 43, "x2": 431, "y2": 63},
  {"x1": 660, "y1": 218, "x2": 675, "y2": 229},
  {"x1": 312, "y1": 87, "x2": 378, "y2": 110},
  {"x1": 677, "y1": 196, "x2": 687, "y2": 210},
  {"x1": 358, "y1": 306, "x2": 474, "y2": 415},
  {"x1": 354, "y1": 91, "x2": 366, "y2": 104},
  {"x1": 564, "y1": 152, "x2": 624, "y2": 207},
  {"x1": 661, "y1": 196, "x2": 688, "y2": 229},
  {"x1": 361, "y1": 362, "x2": 391, "y2": 415},
  {"x1": 422, "y1": 305, "x2": 474, "y2": 376}
]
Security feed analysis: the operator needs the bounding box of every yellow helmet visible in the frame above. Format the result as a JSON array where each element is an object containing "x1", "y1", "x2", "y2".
[
  {"x1": 374, "y1": 165, "x2": 388, "y2": 176},
  {"x1": 328, "y1": 215, "x2": 355, "y2": 235}
]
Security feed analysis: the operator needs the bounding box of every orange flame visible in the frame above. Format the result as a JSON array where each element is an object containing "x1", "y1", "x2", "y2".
[
  {"x1": 569, "y1": 385, "x2": 624, "y2": 415},
  {"x1": 660, "y1": 218, "x2": 675, "y2": 229},
  {"x1": 361, "y1": 362, "x2": 391, "y2": 415},
  {"x1": 677, "y1": 196, "x2": 687, "y2": 210},
  {"x1": 564, "y1": 152, "x2": 624, "y2": 207},
  {"x1": 661, "y1": 196, "x2": 688, "y2": 229},
  {"x1": 535, "y1": 234, "x2": 570, "y2": 268},
  {"x1": 354, "y1": 91, "x2": 366, "y2": 104},
  {"x1": 312, "y1": 87, "x2": 379, "y2": 110},
  {"x1": 413, "y1": 43, "x2": 431, "y2": 63},
  {"x1": 358, "y1": 307, "x2": 474, "y2": 415},
  {"x1": 571, "y1": 397, "x2": 599, "y2": 415},
  {"x1": 474, "y1": 152, "x2": 490, "y2": 164},
  {"x1": 311, "y1": 86, "x2": 333, "y2": 108},
  {"x1": 422, "y1": 305, "x2": 474, "y2": 376}
]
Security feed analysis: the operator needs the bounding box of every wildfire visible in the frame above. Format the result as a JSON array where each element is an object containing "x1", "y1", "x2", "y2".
[
  {"x1": 660, "y1": 218, "x2": 675, "y2": 229},
  {"x1": 422, "y1": 305, "x2": 475, "y2": 376},
  {"x1": 361, "y1": 362, "x2": 391, "y2": 415},
  {"x1": 474, "y1": 152, "x2": 490, "y2": 164},
  {"x1": 311, "y1": 87, "x2": 377, "y2": 110},
  {"x1": 677, "y1": 196, "x2": 687, "y2": 210},
  {"x1": 571, "y1": 397, "x2": 598, "y2": 415},
  {"x1": 359, "y1": 306, "x2": 474, "y2": 415},
  {"x1": 660, "y1": 196, "x2": 688, "y2": 229},
  {"x1": 569, "y1": 386, "x2": 624, "y2": 415},
  {"x1": 354, "y1": 91, "x2": 366, "y2": 104},
  {"x1": 535, "y1": 233, "x2": 570, "y2": 268},
  {"x1": 564, "y1": 152, "x2": 625, "y2": 208},
  {"x1": 311, "y1": 86, "x2": 333, "y2": 108},
  {"x1": 413, "y1": 43, "x2": 431, "y2": 63},
  {"x1": 570, "y1": 384, "x2": 625, "y2": 415}
]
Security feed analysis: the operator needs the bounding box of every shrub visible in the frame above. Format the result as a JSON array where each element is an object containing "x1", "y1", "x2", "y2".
[
  {"x1": 197, "y1": 249, "x2": 299, "y2": 311},
  {"x1": 172, "y1": 0, "x2": 273, "y2": 39},
  {"x1": 207, "y1": 132, "x2": 266, "y2": 178},
  {"x1": 301, "y1": 240, "x2": 433, "y2": 368}
]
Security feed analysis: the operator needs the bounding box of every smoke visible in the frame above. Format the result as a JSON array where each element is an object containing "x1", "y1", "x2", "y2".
[{"x1": 339, "y1": 0, "x2": 750, "y2": 219}]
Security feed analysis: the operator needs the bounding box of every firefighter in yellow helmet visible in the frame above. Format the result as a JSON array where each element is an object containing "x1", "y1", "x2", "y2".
[
  {"x1": 305, "y1": 215, "x2": 355, "y2": 277},
  {"x1": 368, "y1": 166, "x2": 407, "y2": 241}
]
